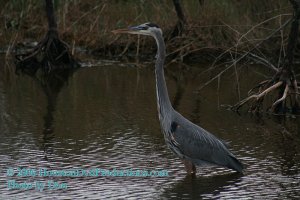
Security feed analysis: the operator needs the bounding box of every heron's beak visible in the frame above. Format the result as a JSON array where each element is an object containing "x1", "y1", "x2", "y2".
[
  {"x1": 112, "y1": 26, "x2": 141, "y2": 35},
  {"x1": 112, "y1": 28, "x2": 130, "y2": 34}
]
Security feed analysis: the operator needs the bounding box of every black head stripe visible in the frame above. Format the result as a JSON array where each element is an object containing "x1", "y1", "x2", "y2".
[
  {"x1": 145, "y1": 23, "x2": 159, "y2": 28},
  {"x1": 130, "y1": 25, "x2": 148, "y2": 31},
  {"x1": 139, "y1": 26, "x2": 148, "y2": 30}
]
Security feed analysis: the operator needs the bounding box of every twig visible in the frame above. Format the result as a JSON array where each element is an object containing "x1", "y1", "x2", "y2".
[
  {"x1": 272, "y1": 83, "x2": 289, "y2": 108},
  {"x1": 237, "y1": 14, "x2": 292, "y2": 47},
  {"x1": 232, "y1": 81, "x2": 283, "y2": 110},
  {"x1": 198, "y1": 17, "x2": 292, "y2": 92}
]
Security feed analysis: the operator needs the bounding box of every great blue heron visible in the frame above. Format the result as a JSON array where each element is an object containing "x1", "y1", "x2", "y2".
[{"x1": 113, "y1": 23, "x2": 243, "y2": 175}]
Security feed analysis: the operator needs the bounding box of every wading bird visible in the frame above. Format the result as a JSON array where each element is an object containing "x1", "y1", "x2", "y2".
[{"x1": 113, "y1": 23, "x2": 243, "y2": 175}]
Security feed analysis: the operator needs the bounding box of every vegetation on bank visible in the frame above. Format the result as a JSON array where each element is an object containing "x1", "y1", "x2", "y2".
[
  {"x1": 1, "y1": 0, "x2": 300, "y2": 115},
  {"x1": 0, "y1": 0, "x2": 295, "y2": 63}
]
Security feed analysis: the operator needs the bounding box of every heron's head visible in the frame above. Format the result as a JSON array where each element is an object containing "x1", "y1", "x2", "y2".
[{"x1": 112, "y1": 22, "x2": 162, "y2": 37}]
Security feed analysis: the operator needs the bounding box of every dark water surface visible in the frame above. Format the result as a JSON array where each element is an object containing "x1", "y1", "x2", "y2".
[{"x1": 0, "y1": 57, "x2": 300, "y2": 199}]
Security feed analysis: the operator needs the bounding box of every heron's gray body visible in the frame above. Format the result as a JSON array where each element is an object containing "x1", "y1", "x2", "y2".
[
  {"x1": 162, "y1": 110, "x2": 243, "y2": 172},
  {"x1": 114, "y1": 22, "x2": 243, "y2": 173},
  {"x1": 151, "y1": 23, "x2": 243, "y2": 173}
]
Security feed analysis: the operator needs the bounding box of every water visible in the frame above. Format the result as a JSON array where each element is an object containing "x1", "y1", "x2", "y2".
[{"x1": 0, "y1": 56, "x2": 300, "y2": 199}]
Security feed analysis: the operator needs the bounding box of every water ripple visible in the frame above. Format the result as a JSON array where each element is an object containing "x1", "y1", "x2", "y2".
[{"x1": 1, "y1": 63, "x2": 300, "y2": 199}]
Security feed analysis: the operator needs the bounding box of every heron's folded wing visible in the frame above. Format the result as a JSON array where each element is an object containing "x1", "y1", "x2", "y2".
[{"x1": 171, "y1": 117, "x2": 234, "y2": 166}]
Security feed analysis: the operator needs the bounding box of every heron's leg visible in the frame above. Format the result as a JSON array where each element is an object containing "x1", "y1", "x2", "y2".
[{"x1": 182, "y1": 159, "x2": 196, "y2": 175}]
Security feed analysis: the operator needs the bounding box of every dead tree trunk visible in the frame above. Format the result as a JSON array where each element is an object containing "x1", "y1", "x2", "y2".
[
  {"x1": 286, "y1": 0, "x2": 300, "y2": 69},
  {"x1": 232, "y1": 0, "x2": 300, "y2": 114},
  {"x1": 15, "y1": 0, "x2": 77, "y2": 74},
  {"x1": 170, "y1": 0, "x2": 187, "y2": 38},
  {"x1": 46, "y1": 0, "x2": 57, "y2": 31},
  {"x1": 198, "y1": 0, "x2": 204, "y2": 6}
]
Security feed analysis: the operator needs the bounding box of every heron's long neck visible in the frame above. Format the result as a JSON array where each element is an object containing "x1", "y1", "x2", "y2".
[{"x1": 154, "y1": 33, "x2": 173, "y2": 120}]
